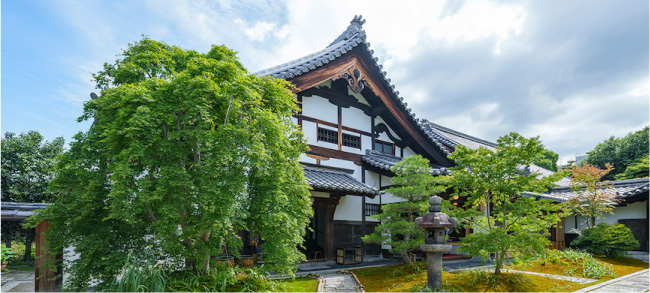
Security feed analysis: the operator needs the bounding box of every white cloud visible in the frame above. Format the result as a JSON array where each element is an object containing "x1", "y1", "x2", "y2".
[{"x1": 234, "y1": 19, "x2": 287, "y2": 42}]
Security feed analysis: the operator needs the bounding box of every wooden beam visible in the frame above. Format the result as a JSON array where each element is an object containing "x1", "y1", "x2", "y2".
[
  {"x1": 308, "y1": 144, "x2": 362, "y2": 163},
  {"x1": 289, "y1": 48, "x2": 452, "y2": 166}
]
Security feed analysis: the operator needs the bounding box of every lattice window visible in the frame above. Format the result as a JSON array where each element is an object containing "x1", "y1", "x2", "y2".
[
  {"x1": 342, "y1": 133, "x2": 361, "y2": 149},
  {"x1": 365, "y1": 203, "x2": 382, "y2": 216},
  {"x1": 317, "y1": 127, "x2": 338, "y2": 144}
]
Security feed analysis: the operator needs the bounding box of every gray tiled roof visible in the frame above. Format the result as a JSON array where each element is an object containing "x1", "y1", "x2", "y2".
[
  {"x1": 303, "y1": 166, "x2": 378, "y2": 197},
  {"x1": 419, "y1": 119, "x2": 572, "y2": 187},
  {"x1": 1, "y1": 202, "x2": 50, "y2": 220},
  {"x1": 254, "y1": 15, "x2": 367, "y2": 80},
  {"x1": 362, "y1": 149, "x2": 449, "y2": 175},
  {"x1": 532, "y1": 178, "x2": 650, "y2": 203},
  {"x1": 254, "y1": 16, "x2": 453, "y2": 160},
  {"x1": 419, "y1": 120, "x2": 497, "y2": 151}
]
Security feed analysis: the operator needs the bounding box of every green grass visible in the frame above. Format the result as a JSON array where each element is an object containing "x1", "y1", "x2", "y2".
[
  {"x1": 352, "y1": 256, "x2": 648, "y2": 292},
  {"x1": 276, "y1": 277, "x2": 319, "y2": 292}
]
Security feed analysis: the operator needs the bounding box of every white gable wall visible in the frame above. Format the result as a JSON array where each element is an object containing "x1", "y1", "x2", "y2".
[{"x1": 564, "y1": 200, "x2": 648, "y2": 234}]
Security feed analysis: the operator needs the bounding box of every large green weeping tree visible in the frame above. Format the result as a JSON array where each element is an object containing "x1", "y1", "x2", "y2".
[
  {"x1": 32, "y1": 38, "x2": 312, "y2": 290},
  {"x1": 449, "y1": 133, "x2": 568, "y2": 274}
]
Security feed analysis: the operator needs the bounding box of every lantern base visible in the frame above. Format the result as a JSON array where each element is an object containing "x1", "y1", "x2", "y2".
[{"x1": 420, "y1": 243, "x2": 452, "y2": 253}]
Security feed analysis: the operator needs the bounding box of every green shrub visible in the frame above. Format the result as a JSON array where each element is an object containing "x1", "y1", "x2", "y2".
[
  {"x1": 165, "y1": 262, "x2": 277, "y2": 292},
  {"x1": 581, "y1": 257, "x2": 616, "y2": 279},
  {"x1": 106, "y1": 254, "x2": 167, "y2": 292},
  {"x1": 1, "y1": 247, "x2": 17, "y2": 264},
  {"x1": 571, "y1": 223, "x2": 640, "y2": 257}
]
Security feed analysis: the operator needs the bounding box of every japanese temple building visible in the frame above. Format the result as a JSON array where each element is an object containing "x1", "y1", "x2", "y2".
[{"x1": 254, "y1": 15, "x2": 649, "y2": 261}]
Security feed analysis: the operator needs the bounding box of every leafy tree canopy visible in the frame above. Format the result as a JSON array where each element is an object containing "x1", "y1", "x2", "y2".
[
  {"x1": 448, "y1": 132, "x2": 568, "y2": 274},
  {"x1": 362, "y1": 155, "x2": 445, "y2": 265},
  {"x1": 565, "y1": 164, "x2": 616, "y2": 228},
  {"x1": 532, "y1": 147, "x2": 559, "y2": 172},
  {"x1": 1, "y1": 131, "x2": 64, "y2": 203},
  {"x1": 615, "y1": 153, "x2": 649, "y2": 180},
  {"x1": 31, "y1": 37, "x2": 312, "y2": 290},
  {"x1": 585, "y1": 126, "x2": 649, "y2": 181},
  {"x1": 1, "y1": 131, "x2": 64, "y2": 261}
]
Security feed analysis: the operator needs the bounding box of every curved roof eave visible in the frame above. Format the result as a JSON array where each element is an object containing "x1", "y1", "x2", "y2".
[{"x1": 254, "y1": 15, "x2": 454, "y2": 166}]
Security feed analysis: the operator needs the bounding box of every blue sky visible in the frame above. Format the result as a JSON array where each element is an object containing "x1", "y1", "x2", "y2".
[{"x1": 3, "y1": 0, "x2": 648, "y2": 164}]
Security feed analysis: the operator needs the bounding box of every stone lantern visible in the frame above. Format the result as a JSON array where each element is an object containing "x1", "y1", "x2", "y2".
[{"x1": 415, "y1": 195, "x2": 457, "y2": 290}]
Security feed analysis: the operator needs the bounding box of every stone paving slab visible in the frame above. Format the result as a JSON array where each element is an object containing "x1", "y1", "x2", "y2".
[
  {"x1": 1, "y1": 271, "x2": 35, "y2": 292},
  {"x1": 575, "y1": 269, "x2": 649, "y2": 292},
  {"x1": 320, "y1": 273, "x2": 360, "y2": 292}
]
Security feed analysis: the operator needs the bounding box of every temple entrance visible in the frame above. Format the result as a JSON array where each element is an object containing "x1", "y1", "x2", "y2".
[
  {"x1": 302, "y1": 196, "x2": 340, "y2": 261},
  {"x1": 303, "y1": 206, "x2": 328, "y2": 260}
]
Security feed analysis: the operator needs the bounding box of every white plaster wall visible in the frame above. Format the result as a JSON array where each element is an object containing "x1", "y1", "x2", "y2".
[
  {"x1": 302, "y1": 95, "x2": 338, "y2": 123},
  {"x1": 341, "y1": 106, "x2": 370, "y2": 133},
  {"x1": 362, "y1": 136, "x2": 372, "y2": 152},
  {"x1": 299, "y1": 153, "x2": 317, "y2": 165},
  {"x1": 375, "y1": 116, "x2": 401, "y2": 142},
  {"x1": 599, "y1": 201, "x2": 647, "y2": 224},
  {"x1": 403, "y1": 147, "x2": 416, "y2": 158},
  {"x1": 302, "y1": 120, "x2": 317, "y2": 145},
  {"x1": 365, "y1": 214, "x2": 380, "y2": 223},
  {"x1": 334, "y1": 195, "x2": 363, "y2": 221},
  {"x1": 376, "y1": 132, "x2": 392, "y2": 143},
  {"x1": 564, "y1": 200, "x2": 648, "y2": 233}
]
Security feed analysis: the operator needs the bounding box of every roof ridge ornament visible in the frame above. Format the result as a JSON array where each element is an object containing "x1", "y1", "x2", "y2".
[{"x1": 328, "y1": 15, "x2": 367, "y2": 47}]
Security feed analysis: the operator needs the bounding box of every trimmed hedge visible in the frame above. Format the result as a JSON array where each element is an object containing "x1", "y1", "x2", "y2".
[{"x1": 571, "y1": 223, "x2": 639, "y2": 257}]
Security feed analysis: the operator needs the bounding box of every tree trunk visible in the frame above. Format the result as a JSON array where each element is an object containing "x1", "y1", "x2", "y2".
[
  {"x1": 400, "y1": 250, "x2": 413, "y2": 265},
  {"x1": 201, "y1": 231, "x2": 211, "y2": 274},
  {"x1": 494, "y1": 252, "x2": 502, "y2": 274},
  {"x1": 590, "y1": 216, "x2": 595, "y2": 228}
]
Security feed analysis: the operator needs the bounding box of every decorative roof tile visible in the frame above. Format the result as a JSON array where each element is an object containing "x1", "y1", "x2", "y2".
[
  {"x1": 362, "y1": 149, "x2": 449, "y2": 175},
  {"x1": 303, "y1": 166, "x2": 378, "y2": 197}
]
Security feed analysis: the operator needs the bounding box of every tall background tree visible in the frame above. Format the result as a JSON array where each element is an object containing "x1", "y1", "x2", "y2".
[
  {"x1": 532, "y1": 147, "x2": 559, "y2": 172},
  {"x1": 585, "y1": 126, "x2": 649, "y2": 180},
  {"x1": 615, "y1": 154, "x2": 649, "y2": 180},
  {"x1": 449, "y1": 133, "x2": 567, "y2": 274},
  {"x1": 362, "y1": 155, "x2": 445, "y2": 265},
  {"x1": 32, "y1": 38, "x2": 312, "y2": 291},
  {"x1": 1, "y1": 131, "x2": 64, "y2": 262}
]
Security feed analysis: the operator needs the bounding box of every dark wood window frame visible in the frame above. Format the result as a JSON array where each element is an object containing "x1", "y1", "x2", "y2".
[
  {"x1": 374, "y1": 139, "x2": 395, "y2": 155},
  {"x1": 365, "y1": 203, "x2": 382, "y2": 216},
  {"x1": 342, "y1": 132, "x2": 361, "y2": 149},
  {"x1": 317, "y1": 127, "x2": 338, "y2": 144}
]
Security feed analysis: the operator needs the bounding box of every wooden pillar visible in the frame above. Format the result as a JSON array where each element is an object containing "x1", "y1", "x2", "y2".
[{"x1": 35, "y1": 220, "x2": 58, "y2": 292}]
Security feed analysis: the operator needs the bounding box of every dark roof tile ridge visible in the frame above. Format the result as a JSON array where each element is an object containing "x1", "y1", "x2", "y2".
[
  {"x1": 303, "y1": 165, "x2": 351, "y2": 176},
  {"x1": 364, "y1": 149, "x2": 402, "y2": 160},
  {"x1": 423, "y1": 119, "x2": 498, "y2": 148},
  {"x1": 418, "y1": 119, "x2": 461, "y2": 148},
  {"x1": 254, "y1": 16, "x2": 367, "y2": 78},
  {"x1": 549, "y1": 177, "x2": 649, "y2": 191}
]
